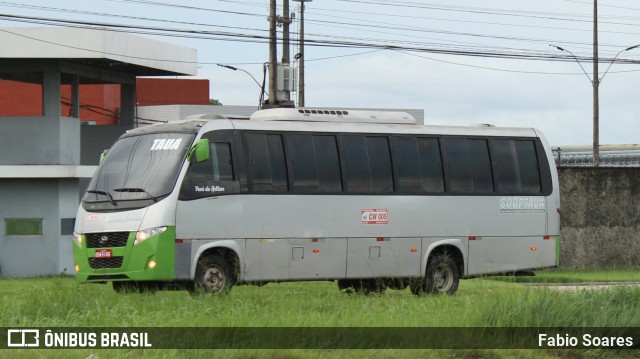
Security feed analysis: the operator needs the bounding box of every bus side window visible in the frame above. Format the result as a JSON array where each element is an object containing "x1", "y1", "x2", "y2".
[
  {"x1": 245, "y1": 133, "x2": 288, "y2": 193},
  {"x1": 443, "y1": 138, "x2": 494, "y2": 194},
  {"x1": 179, "y1": 141, "x2": 239, "y2": 200},
  {"x1": 285, "y1": 134, "x2": 342, "y2": 193},
  {"x1": 340, "y1": 135, "x2": 393, "y2": 194},
  {"x1": 491, "y1": 139, "x2": 542, "y2": 195},
  {"x1": 211, "y1": 142, "x2": 235, "y2": 181},
  {"x1": 392, "y1": 136, "x2": 444, "y2": 194}
]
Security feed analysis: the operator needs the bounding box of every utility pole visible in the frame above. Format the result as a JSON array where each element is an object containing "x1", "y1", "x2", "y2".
[
  {"x1": 282, "y1": 0, "x2": 290, "y2": 66},
  {"x1": 294, "y1": 0, "x2": 312, "y2": 108},
  {"x1": 268, "y1": 0, "x2": 278, "y2": 107},
  {"x1": 280, "y1": 0, "x2": 294, "y2": 106},
  {"x1": 592, "y1": 0, "x2": 600, "y2": 166}
]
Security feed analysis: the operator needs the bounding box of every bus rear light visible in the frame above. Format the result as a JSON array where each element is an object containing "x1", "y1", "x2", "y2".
[{"x1": 544, "y1": 236, "x2": 551, "y2": 240}]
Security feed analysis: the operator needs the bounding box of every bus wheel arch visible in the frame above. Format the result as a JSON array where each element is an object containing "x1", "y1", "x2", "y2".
[
  {"x1": 191, "y1": 247, "x2": 240, "y2": 295},
  {"x1": 412, "y1": 245, "x2": 463, "y2": 296}
]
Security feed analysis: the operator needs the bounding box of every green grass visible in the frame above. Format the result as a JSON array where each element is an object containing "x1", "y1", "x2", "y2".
[
  {"x1": 485, "y1": 268, "x2": 640, "y2": 284},
  {"x1": 1, "y1": 273, "x2": 639, "y2": 358}
]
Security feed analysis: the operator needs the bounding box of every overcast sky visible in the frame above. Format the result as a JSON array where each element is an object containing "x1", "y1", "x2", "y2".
[{"x1": 3, "y1": 0, "x2": 640, "y2": 146}]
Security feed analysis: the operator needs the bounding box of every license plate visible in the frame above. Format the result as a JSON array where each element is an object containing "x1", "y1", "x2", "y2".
[{"x1": 95, "y1": 249, "x2": 112, "y2": 258}]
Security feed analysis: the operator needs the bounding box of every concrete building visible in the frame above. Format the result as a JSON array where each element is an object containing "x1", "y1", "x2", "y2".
[{"x1": 0, "y1": 27, "x2": 196, "y2": 277}]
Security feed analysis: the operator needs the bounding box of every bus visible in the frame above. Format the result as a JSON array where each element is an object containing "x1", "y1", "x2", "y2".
[{"x1": 73, "y1": 108, "x2": 560, "y2": 295}]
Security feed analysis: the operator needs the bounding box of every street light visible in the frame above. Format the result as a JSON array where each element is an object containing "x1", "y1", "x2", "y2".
[
  {"x1": 551, "y1": 44, "x2": 640, "y2": 166},
  {"x1": 601, "y1": 44, "x2": 640, "y2": 80},
  {"x1": 217, "y1": 64, "x2": 268, "y2": 107}
]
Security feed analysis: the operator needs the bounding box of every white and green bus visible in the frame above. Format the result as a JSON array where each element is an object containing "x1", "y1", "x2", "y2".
[{"x1": 73, "y1": 108, "x2": 560, "y2": 295}]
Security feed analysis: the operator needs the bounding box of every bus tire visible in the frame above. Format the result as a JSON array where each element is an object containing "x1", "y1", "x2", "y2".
[
  {"x1": 411, "y1": 253, "x2": 460, "y2": 295},
  {"x1": 192, "y1": 254, "x2": 235, "y2": 295}
]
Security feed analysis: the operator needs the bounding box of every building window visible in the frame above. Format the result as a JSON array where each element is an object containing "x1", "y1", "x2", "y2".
[{"x1": 5, "y1": 218, "x2": 43, "y2": 236}]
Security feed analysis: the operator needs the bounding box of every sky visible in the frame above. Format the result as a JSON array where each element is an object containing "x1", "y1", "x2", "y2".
[{"x1": 2, "y1": 0, "x2": 640, "y2": 146}]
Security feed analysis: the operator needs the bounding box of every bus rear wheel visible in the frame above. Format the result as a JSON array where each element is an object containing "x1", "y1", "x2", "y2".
[
  {"x1": 192, "y1": 254, "x2": 235, "y2": 295},
  {"x1": 410, "y1": 253, "x2": 460, "y2": 295}
]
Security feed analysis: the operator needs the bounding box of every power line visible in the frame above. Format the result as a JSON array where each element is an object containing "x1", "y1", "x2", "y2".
[
  {"x1": 2, "y1": 12, "x2": 639, "y2": 66},
  {"x1": 3, "y1": 1, "x2": 638, "y2": 58}
]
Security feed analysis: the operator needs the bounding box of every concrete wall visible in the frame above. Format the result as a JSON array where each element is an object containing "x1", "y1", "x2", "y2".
[
  {"x1": 559, "y1": 167, "x2": 640, "y2": 268},
  {"x1": 0, "y1": 116, "x2": 80, "y2": 165},
  {"x1": 0, "y1": 179, "x2": 77, "y2": 277}
]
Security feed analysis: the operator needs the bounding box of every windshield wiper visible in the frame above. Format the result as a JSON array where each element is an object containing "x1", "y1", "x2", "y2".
[
  {"x1": 86, "y1": 189, "x2": 116, "y2": 206},
  {"x1": 113, "y1": 187, "x2": 158, "y2": 202}
]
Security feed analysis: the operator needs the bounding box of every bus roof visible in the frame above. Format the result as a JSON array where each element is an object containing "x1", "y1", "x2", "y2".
[
  {"x1": 222, "y1": 117, "x2": 540, "y2": 139},
  {"x1": 128, "y1": 109, "x2": 542, "y2": 140}
]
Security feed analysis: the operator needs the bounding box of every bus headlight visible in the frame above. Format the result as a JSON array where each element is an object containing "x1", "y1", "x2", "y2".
[
  {"x1": 135, "y1": 227, "x2": 167, "y2": 246},
  {"x1": 73, "y1": 232, "x2": 83, "y2": 247}
]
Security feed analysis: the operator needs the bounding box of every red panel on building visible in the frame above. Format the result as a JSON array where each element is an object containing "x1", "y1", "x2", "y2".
[
  {"x1": 136, "y1": 78, "x2": 209, "y2": 106},
  {"x1": 60, "y1": 84, "x2": 121, "y2": 125},
  {"x1": 0, "y1": 79, "x2": 43, "y2": 116},
  {"x1": 0, "y1": 78, "x2": 209, "y2": 125}
]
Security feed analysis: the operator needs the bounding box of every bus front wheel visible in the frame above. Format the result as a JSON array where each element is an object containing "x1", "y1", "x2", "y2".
[
  {"x1": 192, "y1": 254, "x2": 235, "y2": 295},
  {"x1": 411, "y1": 253, "x2": 460, "y2": 295}
]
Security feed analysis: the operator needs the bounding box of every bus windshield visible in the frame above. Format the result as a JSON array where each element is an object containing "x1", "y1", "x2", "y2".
[{"x1": 82, "y1": 132, "x2": 195, "y2": 211}]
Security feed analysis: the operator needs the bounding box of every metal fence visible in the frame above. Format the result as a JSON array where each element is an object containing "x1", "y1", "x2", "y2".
[{"x1": 553, "y1": 151, "x2": 640, "y2": 167}]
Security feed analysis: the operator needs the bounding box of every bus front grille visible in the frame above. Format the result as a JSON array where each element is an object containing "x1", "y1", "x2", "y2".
[
  {"x1": 89, "y1": 256, "x2": 124, "y2": 269},
  {"x1": 86, "y1": 232, "x2": 130, "y2": 248}
]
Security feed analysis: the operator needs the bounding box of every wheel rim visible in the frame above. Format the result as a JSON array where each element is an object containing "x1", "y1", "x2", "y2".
[
  {"x1": 433, "y1": 264, "x2": 454, "y2": 292},
  {"x1": 202, "y1": 266, "x2": 225, "y2": 292}
]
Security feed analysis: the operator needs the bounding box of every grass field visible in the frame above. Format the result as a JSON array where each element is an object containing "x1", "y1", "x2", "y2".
[{"x1": 1, "y1": 270, "x2": 640, "y2": 358}]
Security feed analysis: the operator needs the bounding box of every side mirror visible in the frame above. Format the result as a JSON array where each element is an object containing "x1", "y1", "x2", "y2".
[
  {"x1": 99, "y1": 149, "x2": 109, "y2": 164},
  {"x1": 188, "y1": 138, "x2": 210, "y2": 163}
]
